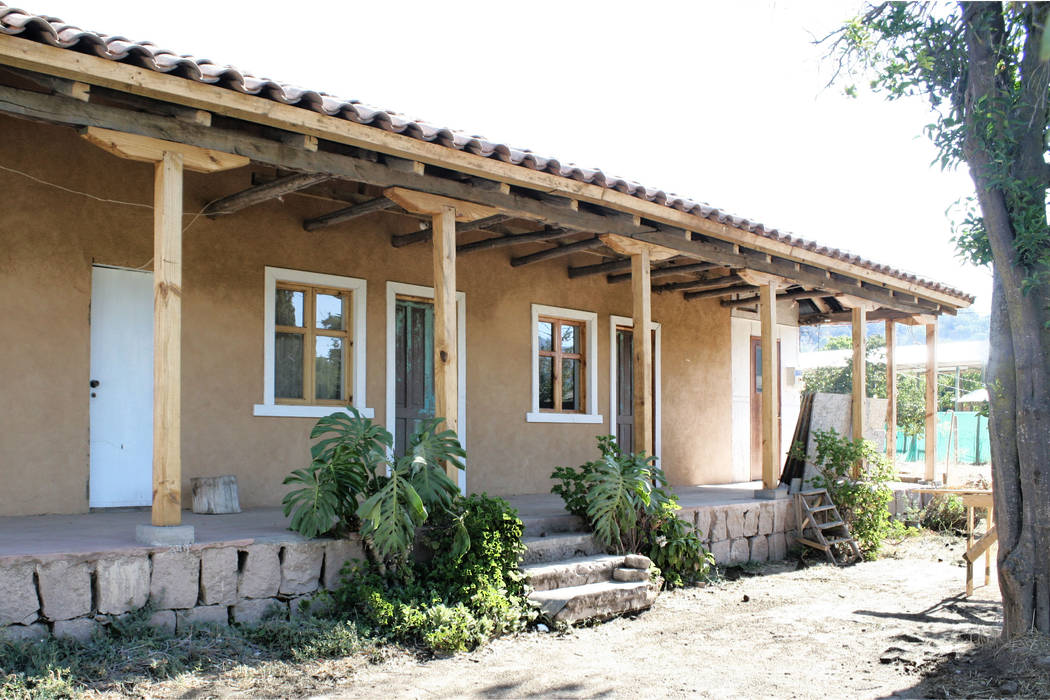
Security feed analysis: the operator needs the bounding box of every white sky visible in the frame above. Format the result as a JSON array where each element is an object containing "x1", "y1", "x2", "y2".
[{"x1": 24, "y1": 0, "x2": 992, "y2": 311}]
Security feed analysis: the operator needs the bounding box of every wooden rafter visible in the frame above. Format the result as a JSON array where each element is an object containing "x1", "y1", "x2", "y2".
[
  {"x1": 510, "y1": 236, "x2": 604, "y2": 267},
  {"x1": 568, "y1": 258, "x2": 631, "y2": 278},
  {"x1": 204, "y1": 172, "x2": 330, "y2": 216},
  {"x1": 683, "y1": 283, "x2": 757, "y2": 301},
  {"x1": 654, "y1": 273, "x2": 743, "y2": 294},
  {"x1": 391, "y1": 214, "x2": 511, "y2": 247},
  {"x1": 606, "y1": 261, "x2": 717, "y2": 284},
  {"x1": 303, "y1": 197, "x2": 398, "y2": 232},
  {"x1": 719, "y1": 288, "x2": 832, "y2": 309},
  {"x1": 457, "y1": 227, "x2": 581, "y2": 254}
]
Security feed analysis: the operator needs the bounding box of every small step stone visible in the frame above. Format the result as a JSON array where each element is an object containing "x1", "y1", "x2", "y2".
[
  {"x1": 522, "y1": 533, "x2": 603, "y2": 564},
  {"x1": 612, "y1": 567, "x2": 649, "y2": 583},
  {"x1": 530, "y1": 579, "x2": 658, "y2": 623},
  {"x1": 623, "y1": 554, "x2": 652, "y2": 570},
  {"x1": 523, "y1": 554, "x2": 625, "y2": 592}
]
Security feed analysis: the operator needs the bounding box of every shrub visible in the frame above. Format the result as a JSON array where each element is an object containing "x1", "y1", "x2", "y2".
[
  {"x1": 920, "y1": 495, "x2": 967, "y2": 533},
  {"x1": 647, "y1": 501, "x2": 715, "y2": 589},
  {"x1": 807, "y1": 428, "x2": 896, "y2": 559}
]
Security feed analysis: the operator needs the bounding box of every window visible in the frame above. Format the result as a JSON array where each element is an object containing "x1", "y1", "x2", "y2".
[
  {"x1": 254, "y1": 267, "x2": 371, "y2": 418},
  {"x1": 527, "y1": 304, "x2": 601, "y2": 424}
]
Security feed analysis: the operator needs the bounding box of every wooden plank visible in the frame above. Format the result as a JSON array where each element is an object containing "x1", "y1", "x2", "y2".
[
  {"x1": 391, "y1": 214, "x2": 510, "y2": 247},
  {"x1": 152, "y1": 151, "x2": 183, "y2": 527},
  {"x1": 683, "y1": 283, "x2": 757, "y2": 301},
  {"x1": 81, "y1": 126, "x2": 247, "y2": 173},
  {"x1": 963, "y1": 526, "x2": 998, "y2": 564},
  {"x1": 886, "y1": 321, "x2": 897, "y2": 463},
  {"x1": 432, "y1": 205, "x2": 459, "y2": 481},
  {"x1": 302, "y1": 197, "x2": 398, "y2": 232},
  {"x1": 385, "y1": 187, "x2": 499, "y2": 221},
  {"x1": 568, "y1": 258, "x2": 631, "y2": 278},
  {"x1": 457, "y1": 226, "x2": 580, "y2": 254},
  {"x1": 606, "y1": 261, "x2": 715, "y2": 283},
  {"x1": 509, "y1": 236, "x2": 604, "y2": 267},
  {"x1": 203, "y1": 172, "x2": 329, "y2": 216},
  {"x1": 925, "y1": 322, "x2": 938, "y2": 481},
  {"x1": 632, "y1": 249, "x2": 654, "y2": 455},
  {"x1": 851, "y1": 306, "x2": 867, "y2": 479},
  {"x1": 760, "y1": 281, "x2": 779, "y2": 490}
]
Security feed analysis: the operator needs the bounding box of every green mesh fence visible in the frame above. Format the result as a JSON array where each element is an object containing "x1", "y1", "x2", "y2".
[{"x1": 896, "y1": 411, "x2": 991, "y2": 464}]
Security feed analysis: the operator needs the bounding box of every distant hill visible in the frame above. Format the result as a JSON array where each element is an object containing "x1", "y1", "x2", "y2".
[{"x1": 799, "y1": 309, "x2": 989, "y2": 352}]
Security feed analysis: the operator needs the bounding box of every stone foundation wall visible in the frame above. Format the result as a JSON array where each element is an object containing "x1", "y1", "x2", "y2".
[
  {"x1": 683, "y1": 500, "x2": 797, "y2": 566},
  {"x1": 0, "y1": 536, "x2": 363, "y2": 642}
]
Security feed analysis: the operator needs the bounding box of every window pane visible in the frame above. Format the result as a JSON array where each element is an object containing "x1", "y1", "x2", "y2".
[
  {"x1": 315, "y1": 336, "x2": 344, "y2": 401},
  {"x1": 561, "y1": 323, "x2": 579, "y2": 354},
  {"x1": 562, "y1": 358, "x2": 581, "y2": 411},
  {"x1": 538, "y1": 321, "x2": 553, "y2": 352},
  {"x1": 316, "y1": 293, "x2": 345, "y2": 331},
  {"x1": 538, "y1": 356, "x2": 554, "y2": 409},
  {"x1": 275, "y1": 332, "x2": 304, "y2": 399},
  {"x1": 754, "y1": 344, "x2": 763, "y2": 393},
  {"x1": 275, "y1": 289, "x2": 304, "y2": 327}
]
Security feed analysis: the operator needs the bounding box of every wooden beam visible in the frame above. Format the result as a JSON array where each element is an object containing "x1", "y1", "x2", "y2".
[
  {"x1": 851, "y1": 305, "x2": 867, "y2": 479},
  {"x1": 886, "y1": 320, "x2": 897, "y2": 464},
  {"x1": 798, "y1": 308, "x2": 930, "y2": 325},
  {"x1": 153, "y1": 151, "x2": 183, "y2": 527},
  {"x1": 653, "y1": 273, "x2": 743, "y2": 294},
  {"x1": 683, "y1": 283, "x2": 757, "y2": 301},
  {"x1": 606, "y1": 261, "x2": 716, "y2": 283},
  {"x1": 391, "y1": 214, "x2": 510, "y2": 247},
  {"x1": 568, "y1": 258, "x2": 631, "y2": 278},
  {"x1": 510, "y1": 236, "x2": 604, "y2": 267},
  {"x1": 203, "y1": 172, "x2": 329, "y2": 216},
  {"x1": 457, "y1": 227, "x2": 580, "y2": 254},
  {"x1": 925, "y1": 322, "x2": 938, "y2": 481},
  {"x1": 385, "y1": 187, "x2": 498, "y2": 221},
  {"x1": 600, "y1": 233, "x2": 677, "y2": 261},
  {"x1": 433, "y1": 204, "x2": 459, "y2": 482},
  {"x1": 302, "y1": 197, "x2": 398, "y2": 232},
  {"x1": 760, "y1": 281, "x2": 779, "y2": 490},
  {"x1": 632, "y1": 249, "x2": 654, "y2": 455},
  {"x1": 81, "y1": 126, "x2": 247, "y2": 173},
  {"x1": 720, "y1": 288, "x2": 830, "y2": 309}
]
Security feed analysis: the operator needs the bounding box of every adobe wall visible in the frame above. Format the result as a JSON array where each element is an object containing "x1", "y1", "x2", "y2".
[{"x1": 0, "y1": 114, "x2": 734, "y2": 516}]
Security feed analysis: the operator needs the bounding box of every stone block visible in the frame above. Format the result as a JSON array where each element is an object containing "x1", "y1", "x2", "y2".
[
  {"x1": 757, "y1": 503, "x2": 774, "y2": 535},
  {"x1": 773, "y1": 500, "x2": 792, "y2": 534},
  {"x1": 1, "y1": 622, "x2": 48, "y2": 642},
  {"x1": 38, "y1": 560, "x2": 92, "y2": 621},
  {"x1": 323, "y1": 538, "x2": 366, "y2": 590},
  {"x1": 136, "y1": 524, "x2": 195, "y2": 546},
  {"x1": 729, "y1": 538, "x2": 750, "y2": 565},
  {"x1": 232, "y1": 597, "x2": 285, "y2": 625},
  {"x1": 623, "y1": 554, "x2": 652, "y2": 570},
  {"x1": 150, "y1": 550, "x2": 200, "y2": 610},
  {"x1": 693, "y1": 509, "x2": 712, "y2": 541},
  {"x1": 53, "y1": 618, "x2": 98, "y2": 642},
  {"x1": 176, "y1": 605, "x2": 228, "y2": 632},
  {"x1": 742, "y1": 507, "x2": 759, "y2": 537},
  {"x1": 783, "y1": 502, "x2": 796, "y2": 532},
  {"x1": 612, "y1": 567, "x2": 649, "y2": 582},
  {"x1": 280, "y1": 543, "x2": 323, "y2": 595},
  {"x1": 96, "y1": 556, "x2": 150, "y2": 615},
  {"x1": 769, "y1": 532, "x2": 788, "y2": 561},
  {"x1": 725, "y1": 507, "x2": 745, "y2": 540},
  {"x1": 709, "y1": 539, "x2": 731, "y2": 566},
  {"x1": 149, "y1": 610, "x2": 177, "y2": 634},
  {"x1": 749, "y1": 535, "x2": 769, "y2": 563},
  {"x1": 708, "y1": 509, "x2": 727, "y2": 542},
  {"x1": 238, "y1": 544, "x2": 281, "y2": 599},
  {"x1": 200, "y1": 547, "x2": 238, "y2": 606},
  {"x1": 0, "y1": 563, "x2": 39, "y2": 626}
]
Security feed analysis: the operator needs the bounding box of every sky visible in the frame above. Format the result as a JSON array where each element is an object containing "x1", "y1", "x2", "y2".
[{"x1": 22, "y1": 0, "x2": 993, "y2": 311}]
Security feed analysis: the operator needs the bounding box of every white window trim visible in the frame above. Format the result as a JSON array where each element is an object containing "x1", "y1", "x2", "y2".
[
  {"x1": 253, "y1": 266, "x2": 373, "y2": 418},
  {"x1": 527, "y1": 304, "x2": 602, "y2": 424},
  {"x1": 609, "y1": 315, "x2": 662, "y2": 463},
  {"x1": 385, "y1": 282, "x2": 467, "y2": 493}
]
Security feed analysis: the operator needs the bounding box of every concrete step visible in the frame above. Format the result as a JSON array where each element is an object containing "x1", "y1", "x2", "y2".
[
  {"x1": 522, "y1": 533, "x2": 603, "y2": 564},
  {"x1": 523, "y1": 554, "x2": 625, "y2": 592},
  {"x1": 520, "y1": 513, "x2": 586, "y2": 538},
  {"x1": 529, "y1": 579, "x2": 659, "y2": 623}
]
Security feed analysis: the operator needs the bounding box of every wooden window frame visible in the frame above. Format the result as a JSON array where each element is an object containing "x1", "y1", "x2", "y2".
[
  {"x1": 537, "y1": 316, "x2": 586, "y2": 414},
  {"x1": 274, "y1": 282, "x2": 352, "y2": 406},
  {"x1": 527, "y1": 304, "x2": 602, "y2": 424}
]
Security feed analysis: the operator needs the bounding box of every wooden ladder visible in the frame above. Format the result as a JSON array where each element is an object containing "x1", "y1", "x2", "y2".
[{"x1": 794, "y1": 488, "x2": 861, "y2": 565}]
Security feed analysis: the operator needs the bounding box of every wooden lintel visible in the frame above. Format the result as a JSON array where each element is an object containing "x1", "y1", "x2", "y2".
[
  {"x1": 384, "y1": 186, "x2": 499, "y2": 221},
  {"x1": 457, "y1": 227, "x2": 580, "y2": 254},
  {"x1": 391, "y1": 214, "x2": 510, "y2": 247},
  {"x1": 599, "y1": 233, "x2": 676, "y2": 261},
  {"x1": 510, "y1": 236, "x2": 603, "y2": 267},
  {"x1": 81, "y1": 126, "x2": 247, "y2": 173},
  {"x1": 303, "y1": 197, "x2": 399, "y2": 232},
  {"x1": 204, "y1": 172, "x2": 330, "y2": 216}
]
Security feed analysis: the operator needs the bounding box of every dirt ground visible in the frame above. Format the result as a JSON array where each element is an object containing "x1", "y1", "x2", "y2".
[{"x1": 114, "y1": 534, "x2": 1006, "y2": 699}]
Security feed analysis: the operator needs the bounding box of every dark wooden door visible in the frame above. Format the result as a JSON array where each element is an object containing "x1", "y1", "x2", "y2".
[
  {"x1": 395, "y1": 298, "x2": 435, "y2": 457},
  {"x1": 615, "y1": 327, "x2": 657, "y2": 455},
  {"x1": 750, "y1": 336, "x2": 782, "y2": 481}
]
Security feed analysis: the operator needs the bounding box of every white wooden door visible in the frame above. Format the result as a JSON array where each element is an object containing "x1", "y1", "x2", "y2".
[{"x1": 89, "y1": 266, "x2": 154, "y2": 507}]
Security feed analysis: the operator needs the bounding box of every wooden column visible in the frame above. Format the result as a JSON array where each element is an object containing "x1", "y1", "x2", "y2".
[
  {"x1": 631, "y1": 248, "x2": 653, "y2": 456},
  {"x1": 850, "y1": 306, "x2": 867, "y2": 479},
  {"x1": 152, "y1": 151, "x2": 184, "y2": 526},
  {"x1": 885, "y1": 320, "x2": 897, "y2": 464},
  {"x1": 925, "y1": 322, "x2": 938, "y2": 481},
  {"x1": 432, "y1": 204, "x2": 459, "y2": 481},
  {"x1": 759, "y1": 281, "x2": 779, "y2": 490}
]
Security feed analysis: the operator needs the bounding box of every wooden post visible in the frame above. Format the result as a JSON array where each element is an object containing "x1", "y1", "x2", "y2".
[
  {"x1": 885, "y1": 321, "x2": 897, "y2": 464},
  {"x1": 851, "y1": 306, "x2": 867, "y2": 479},
  {"x1": 631, "y1": 248, "x2": 653, "y2": 456},
  {"x1": 432, "y1": 204, "x2": 459, "y2": 481},
  {"x1": 152, "y1": 151, "x2": 184, "y2": 527},
  {"x1": 925, "y1": 322, "x2": 938, "y2": 481},
  {"x1": 760, "y1": 281, "x2": 779, "y2": 490}
]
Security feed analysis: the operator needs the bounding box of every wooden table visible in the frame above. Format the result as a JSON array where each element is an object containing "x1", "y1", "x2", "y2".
[{"x1": 915, "y1": 488, "x2": 995, "y2": 596}]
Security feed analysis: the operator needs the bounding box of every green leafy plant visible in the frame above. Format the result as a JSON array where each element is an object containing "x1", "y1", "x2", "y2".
[
  {"x1": 920, "y1": 495, "x2": 967, "y2": 533},
  {"x1": 807, "y1": 428, "x2": 896, "y2": 559},
  {"x1": 647, "y1": 501, "x2": 715, "y2": 588}
]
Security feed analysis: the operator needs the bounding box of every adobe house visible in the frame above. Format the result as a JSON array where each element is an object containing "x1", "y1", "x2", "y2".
[{"x1": 0, "y1": 8, "x2": 971, "y2": 535}]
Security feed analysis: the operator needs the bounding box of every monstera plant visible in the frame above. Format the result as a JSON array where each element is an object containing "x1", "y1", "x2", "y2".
[{"x1": 283, "y1": 407, "x2": 466, "y2": 563}]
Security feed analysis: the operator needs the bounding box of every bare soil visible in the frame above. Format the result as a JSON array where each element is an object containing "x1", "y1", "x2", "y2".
[{"x1": 109, "y1": 534, "x2": 1004, "y2": 699}]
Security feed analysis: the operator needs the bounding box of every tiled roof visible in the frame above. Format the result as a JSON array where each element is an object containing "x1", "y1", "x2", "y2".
[{"x1": 0, "y1": 3, "x2": 974, "y2": 304}]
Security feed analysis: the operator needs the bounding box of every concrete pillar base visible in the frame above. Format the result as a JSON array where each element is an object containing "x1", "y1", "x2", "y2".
[
  {"x1": 753, "y1": 487, "x2": 791, "y2": 500},
  {"x1": 136, "y1": 524, "x2": 195, "y2": 546}
]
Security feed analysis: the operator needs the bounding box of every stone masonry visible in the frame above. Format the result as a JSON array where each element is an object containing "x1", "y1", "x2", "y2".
[{"x1": 681, "y1": 499, "x2": 798, "y2": 567}]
